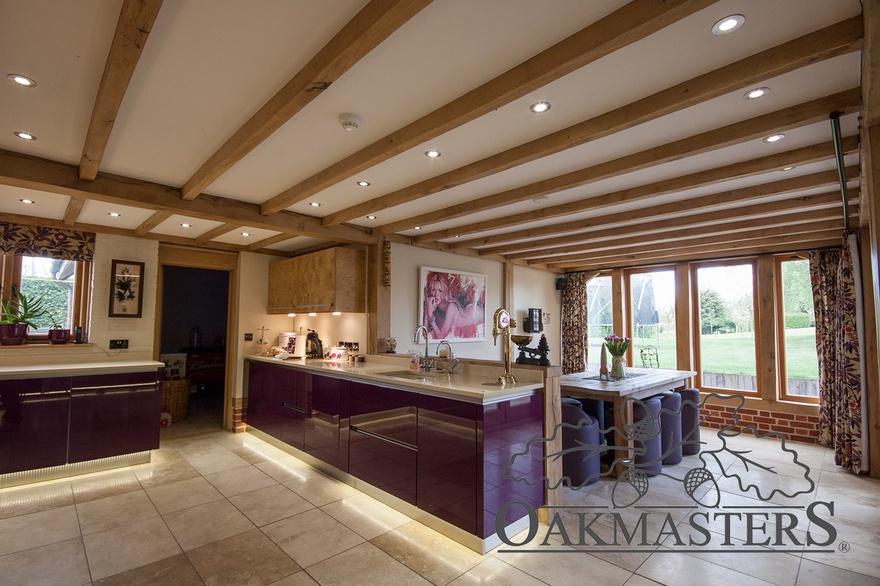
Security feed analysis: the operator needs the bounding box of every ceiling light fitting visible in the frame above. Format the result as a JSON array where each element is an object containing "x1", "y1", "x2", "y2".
[
  {"x1": 712, "y1": 14, "x2": 744, "y2": 35},
  {"x1": 241, "y1": 232, "x2": 250, "y2": 237},
  {"x1": 744, "y1": 87, "x2": 769, "y2": 100},
  {"x1": 180, "y1": 223, "x2": 191, "y2": 228},
  {"x1": 108, "y1": 212, "x2": 120, "y2": 217},
  {"x1": 309, "y1": 202, "x2": 321, "y2": 207},
  {"x1": 357, "y1": 180, "x2": 370, "y2": 187},
  {"x1": 425, "y1": 150, "x2": 441, "y2": 158},
  {"x1": 782, "y1": 166, "x2": 795, "y2": 171},
  {"x1": 414, "y1": 226, "x2": 422, "y2": 230},
  {"x1": 8, "y1": 73, "x2": 36, "y2": 87},
  {"x1": 366, "y1": 215, "x2": 377, "y2": 220},
  {"x1": 530, "y1": 101, "x2": 551, "y2": 113},
  {"x1": 532, "y1": 195, "x2": 549, "y2": 204},
  {"x1": 14, "y1": 131, "x2": 35, "y2": 141},
  {"x1": 763, "y1": 133, "x2": 785, "y2": 143},
  {"x1": 338, "y1": 113, "x2": 362, "y2": 132},
  {"x1": 20, "y1": 198, "x2": 33, "y2": 204}
]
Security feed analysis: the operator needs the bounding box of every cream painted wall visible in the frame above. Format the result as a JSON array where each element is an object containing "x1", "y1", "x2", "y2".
[
  {"x1": 389, "y1": 243, "x2": 560, "y2": 362},
  {"x1": 292, "y1": 312, "x2": 367, "y2": 354},
  {"x1": 0, "y1": 233, "x2": 159, "y2": 367}
]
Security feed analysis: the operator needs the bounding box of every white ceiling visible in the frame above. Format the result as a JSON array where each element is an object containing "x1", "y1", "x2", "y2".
[{"x1": 0, "y1": 0, "x2": 866, "y2": 268}]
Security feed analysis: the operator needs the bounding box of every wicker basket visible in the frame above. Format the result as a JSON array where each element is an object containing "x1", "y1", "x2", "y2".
[{"x1": 161, "y1": 375, "x2": 190, "y2": 422}]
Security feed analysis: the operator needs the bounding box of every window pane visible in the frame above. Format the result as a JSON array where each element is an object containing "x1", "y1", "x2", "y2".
[
  {"x1": 586, "y1": 276, "x2": 612, "y2": 364},
  {"x1": 780, "y1": 259, "x2": 819, "y2": 398},
  {"x1": 696, "y1": 264, "x2": 757, "y2": 391},
  {"x1": 19, "y1": 256, "x2": 76, "y2": 332},
  {"x1": 629, "y1": 270, "x2": 676, "y2": 369}
]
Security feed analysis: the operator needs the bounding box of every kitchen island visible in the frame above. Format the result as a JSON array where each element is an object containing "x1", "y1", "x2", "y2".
[{"x1": 244, "y1": 354, "x2": 548, "y2": 553}]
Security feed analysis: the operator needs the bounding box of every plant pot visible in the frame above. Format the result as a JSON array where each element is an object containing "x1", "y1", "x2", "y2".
[
  {"x1": 48, "y1": 328, "x2": 71, "y2": 344},
  {"x1": 0, "y1": 323, "x2": 29, "y2": 345}
]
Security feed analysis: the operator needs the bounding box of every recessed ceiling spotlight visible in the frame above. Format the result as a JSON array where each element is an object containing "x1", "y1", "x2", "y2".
[
  {"x1": 366, "y1": 215, "x2": 377, "y2": 220},
  {"x1": 8, "y1": 74, "x2": 36, "y2": 87},
  {"x1": 530, "y1": 101, "x2": 551, "y2": 113},
  {"x1": 308, "y1": 312, "x2": 317, "y2": 317},
  {"x1": 288, "y1": 313, "x2": 296, "y2": 317},
  {"x1": 20, "y1": 198, "x2": 34, "y2": 204},
  {"x1": 781, "y1": 166, "x2": 795, "y2": 171},
  {"x1": 241, "y1": 232, "x2": 250, "y2": 237},
  {"x1": 357, "y1": 180, "x2": 370, "y2": 187},
  {"x1": 309, "y1": 202, "x2": 321, "y2": 207},
  {"x1": 762, "y1": 133, "x2": 785, "y2": 143},
  {"x1": 425, "y1": 150, "x2": 441, "y2": 158},
  {"x1": 414, "y1": 226, "x2": 422, "y2": 230},
  {"x1": 744, "y1": 87, "x2": 769, "y2": 100},
  {"x1": 180, "y1": 223, "x2": 191, "y2": 228},
  {"x1": 14, "y1": 131, "x2": 35, "y2": 141},
  {"x1": 712, "y1": 14, "x2": 745, "y2": 35},
  {"x1": 108, "y1": 212, "x2": 121, "y2": 217},
  {"x1": 332, "y1": 311, "x2": 342, "y2": 316}
]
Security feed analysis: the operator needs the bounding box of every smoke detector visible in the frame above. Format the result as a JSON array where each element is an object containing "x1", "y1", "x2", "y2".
[{"x1": 339, "y1": 113, "x2": 362, "y2": 132}]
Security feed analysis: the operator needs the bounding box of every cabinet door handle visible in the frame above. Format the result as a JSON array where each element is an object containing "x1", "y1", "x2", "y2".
[
  {"x1": 350, "y1": 424, "x2": 417, "y2": 452},
  {"x1": 72, "y1": 383, "x2": 157, "y2": 392},
  {"x1": 282, "y1": 402, "x2": 306, "y2": 414}
]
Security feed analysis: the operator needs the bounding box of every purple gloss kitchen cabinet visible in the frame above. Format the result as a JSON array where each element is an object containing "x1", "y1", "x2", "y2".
[
  {"x1": 68, "y1": 371, "x2": 162, "y2": 463},
  {"x1": 417, "y1": 394, "x2": 479, "y2": 534},
  {"x1": 349, "y1": 380, "x2": 418, "y2": 505},
  {"x1": 304, "y1": 374, "x2": 349, "y2": 472},
  {"x1": 279, "y1": 368, "x2": 307, "y2": 450},
  {"x1": 0, "y1": 377, "x2": 70, "y2": 474},
  {"x1": 246, "y1": 361, "x2": 284, "y2": 439}
]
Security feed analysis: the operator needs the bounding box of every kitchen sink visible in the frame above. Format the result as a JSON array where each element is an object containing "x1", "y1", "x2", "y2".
[{"x1": 377, "y1": 369, "x2": 445, "y2": 380}]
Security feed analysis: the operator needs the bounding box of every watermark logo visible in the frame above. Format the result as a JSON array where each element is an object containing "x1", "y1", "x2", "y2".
[{"x1": 496, "y1": 393, "x2": 837, "y2": 553}]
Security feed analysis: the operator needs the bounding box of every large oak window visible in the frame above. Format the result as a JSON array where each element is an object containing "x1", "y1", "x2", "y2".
[
  {"x1": 626, "y1": 268, "x2": 677, "y2": 369},
  {"x1": 776, "y1": 256, "x2": 819, "y2": 403}
]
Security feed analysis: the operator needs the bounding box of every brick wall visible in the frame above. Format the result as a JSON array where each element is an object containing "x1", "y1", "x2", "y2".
[{"x1": 701, "y1": 402, "x2": 821, "y2": 444}]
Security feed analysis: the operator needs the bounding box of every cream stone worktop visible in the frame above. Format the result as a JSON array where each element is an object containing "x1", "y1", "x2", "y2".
[
  {"x1": 246, "y1": 353, "x2": 543, "y2": 404},
  {"x1": 0, "y1": 360, "x2": 164, "y2": 380}
]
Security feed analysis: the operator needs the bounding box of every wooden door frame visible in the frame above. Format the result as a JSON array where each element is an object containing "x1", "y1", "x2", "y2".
[{"x1": 156, "y1": 244, "x2": 239, "y2": 431}]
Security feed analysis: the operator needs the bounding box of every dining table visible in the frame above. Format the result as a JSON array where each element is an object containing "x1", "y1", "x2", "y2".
[{"x1": 559, "y1": 365, "x2": 697, "y2": 475}]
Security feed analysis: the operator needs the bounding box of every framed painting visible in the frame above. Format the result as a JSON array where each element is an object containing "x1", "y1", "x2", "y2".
[
  {"x1": 419, "y1": 266, "x2": 487, "y2": 342},
  {"x1": 109, "y1": 259, "x2": 145, "y2": 318}
]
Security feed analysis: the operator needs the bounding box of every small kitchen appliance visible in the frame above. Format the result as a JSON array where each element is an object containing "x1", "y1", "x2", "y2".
[{"x1": 306, "y1": 329, "x2": 324, "y2": 358}]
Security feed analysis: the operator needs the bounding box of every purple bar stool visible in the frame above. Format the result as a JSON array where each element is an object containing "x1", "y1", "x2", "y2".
[
  {"x1": 658, "y1": 391, "x2": 682, "y2": 465},
  {"x1": 561, "y1": 398, "x2": 601, "y2": 487},
  {"x1": 631, "y1": 397, "x2": 662, "y2": 476},
  {"x1": 677, "y1": 388, "x2": 701, "y2": 455}
]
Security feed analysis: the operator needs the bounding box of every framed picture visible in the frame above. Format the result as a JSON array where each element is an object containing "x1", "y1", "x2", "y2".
[
  {"x1": 109, "y1": 259, "x2": 145, "y2": 318},
  {"x1": 419, "y1": 266, "x2": 486, "y2": 342}
]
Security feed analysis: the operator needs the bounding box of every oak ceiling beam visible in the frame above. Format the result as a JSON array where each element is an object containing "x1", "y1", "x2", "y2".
[
  {"x1": 194, "y1": 223, "x2": 240, "y2": 245},
  {"x1": 62, "y1": 197, "x2": 86, "y2": 226},
  {"x1": 499, "y1": 193, "x2": 857, "y2": 260},
  {"x1": 0, "y1": 148, "x2": 375, "y2": 245},
  {"x1": 133, "y1": 210, "x2": 172, "y2": 236},
  {"x1": 554, "y1": 224, "x2": 847, "y2": 269},
  {"x1": 527, "y1": 208, "x2": 855, "y2": 264},
  {"x1": 454, "y1": 167, "x2": 859, "y2": 248},
  {"x1": 864, "y1": 0, "x2": 880, "y2": 128},
  {"x1": 562, "y1": 237, "x2": 843, "y2": 272},
  {"x1": 180, "y1": 0, "x2": 431, "y2": 201},
  {"x1": 246, "y1": 233, "x2": 295, "y2": 252},
  {"x1": 260, "y1": 0, "x2": 716, "y2": 217},
  {"x1": 347, "y1": 16, "x2": 862, "y2": 230},
  {"x1": 79, "y1": 0, "x2": 164, "y2": 181}
]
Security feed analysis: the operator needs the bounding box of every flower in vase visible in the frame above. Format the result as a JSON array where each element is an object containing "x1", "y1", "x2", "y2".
[{"x1": 604, "y1": 333, "x2": 631, "y2": 357}]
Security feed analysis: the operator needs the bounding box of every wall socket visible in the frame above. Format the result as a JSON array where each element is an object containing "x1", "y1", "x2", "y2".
[
  {"x1": 244, "y1": 333, "x2": 253, "y2": 341},
  {"x1": 109, "y1": 339, "x2": 129, "y2": 349}
]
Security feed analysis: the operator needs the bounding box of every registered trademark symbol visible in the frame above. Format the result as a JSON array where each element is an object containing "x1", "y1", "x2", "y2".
[{"x1": 839, "y1": 542, "x2": 850, "y2": 553}]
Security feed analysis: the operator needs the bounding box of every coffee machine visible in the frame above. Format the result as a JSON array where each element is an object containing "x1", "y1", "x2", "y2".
[{"x1": 306, "y1": 329, "x2": 324, "y2": 358}]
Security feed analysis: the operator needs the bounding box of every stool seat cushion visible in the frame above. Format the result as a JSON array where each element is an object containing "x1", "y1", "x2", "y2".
[
  {"x1": 676, "y1": 388, "x2": 701, "y2": 455},
  {"x1": 561, "y1": 403, "x2": 601, "y2": 487}
]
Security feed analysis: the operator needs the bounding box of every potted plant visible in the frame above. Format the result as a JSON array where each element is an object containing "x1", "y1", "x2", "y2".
[
  {"x1": 47, "y1": 312, "x2": 71, "y2": 345},
  {"x1": 0, "y1": 285, "x2": 48, "y2": 345}
]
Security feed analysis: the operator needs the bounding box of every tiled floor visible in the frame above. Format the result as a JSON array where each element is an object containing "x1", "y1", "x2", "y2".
[{"x1": 1, "y1": 409, "x2": 879, "y2": 585}]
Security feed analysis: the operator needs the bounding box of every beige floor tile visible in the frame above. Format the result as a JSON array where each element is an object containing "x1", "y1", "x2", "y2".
[
  {"x1": 143, "y1": 446, "x2": 183, "y2": 464},
  {"x1": 0, "y1": 480, "x2": 73, "y2": 520},
  {"x1": 162, "y1": 498, "x2": 255, "y2": 551},
  {"x1": 306, "y1": 541, "x2": 432, "y2": 585},
  {"x1": 228, "y1": 483, "x2": 314, "y2": 526},
  {"x1": 802, "y1": 538, "x2": 880, "y2": 580},
  {"x1": 448, "y1": 556, "x2": 547, "y2": 585},
  {"x1": 268, "y1": 570, "x2": 321, "y2": 585},
  {"x1": 256, "y1": 458, "x2": 321, "y2": 483},
  {"x1": 371, "y1": 520, "x2": 484, "y2": 584},
  {"x1": 182, "y1": 448, "x2": 251, "y2": 476},
  {"x1": 132, "y1": 458, "x2": 201, "y2": 489},
  {"x1": 282, "y1": 470, "x2": 359, "y2": 507},
  {"x1": 622, "y1": 576, "x2": 664, "y2": 586},
  {"x1": 0, "y1": 504, "x2": 80, "y2": 556},
  {"x1": 684, "y1": 541, "x2": 802, "y2": 585},
  {"x1": 203, "y1": 463, "x2": 278, "y2": 497},
  {"x1": 795, "y1": 558, "x2": 880, "y2": 585},
  {"x1": 82, "y1": 516, "x2": 182, "y2": 581},
  {"x1": 262, "y1": 507, "x2": 364, "y2": 568},
  {"x1": 145, "y1": 476, "x2": 224, "y2": 514},
  {"x1": 0, "y1": 537, "x2": 90, "y2": 586},
  {"x1": 92, "y1": 553, "x2": 203, "y2": 586},
  {"x1": 321, "y1": 492, "x2": 412, "y2": 539},
  {"x1": 637, "y1": 548, "x2": 774, "y2": 586},
  {"x1": 70, "y1": 469, "x2": 142, "y2": 504},
  {"x1": 501, "y1": 544, "x2": 633, "y2": 586},
  {"x1": 187, "y1": 528, "x2": 301, "y2": 585},
  {"x1": 76, "y1": 489, "x2": 159, "y2": 535}
]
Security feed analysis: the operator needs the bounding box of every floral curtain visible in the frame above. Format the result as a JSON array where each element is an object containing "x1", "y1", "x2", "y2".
[
  {"x1": 561, "y1": 272, "x2": 589, "y2": 374},
  {"x1": 810, "y1": 236, "x2": 865, "y2": 473},
  {"x1": 0, "y1": 222, "x2": 95, "y2": 262}
]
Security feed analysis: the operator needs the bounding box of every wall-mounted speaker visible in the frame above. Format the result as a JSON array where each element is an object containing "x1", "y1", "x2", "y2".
[{"x1": 555, "y1": 277, "x2": 568, "y2": 290}]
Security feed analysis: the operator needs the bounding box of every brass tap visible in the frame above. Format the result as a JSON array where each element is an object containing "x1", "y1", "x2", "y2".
[{"x1": 492, "y1": 308, "x2": 517, "y2": 386}]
